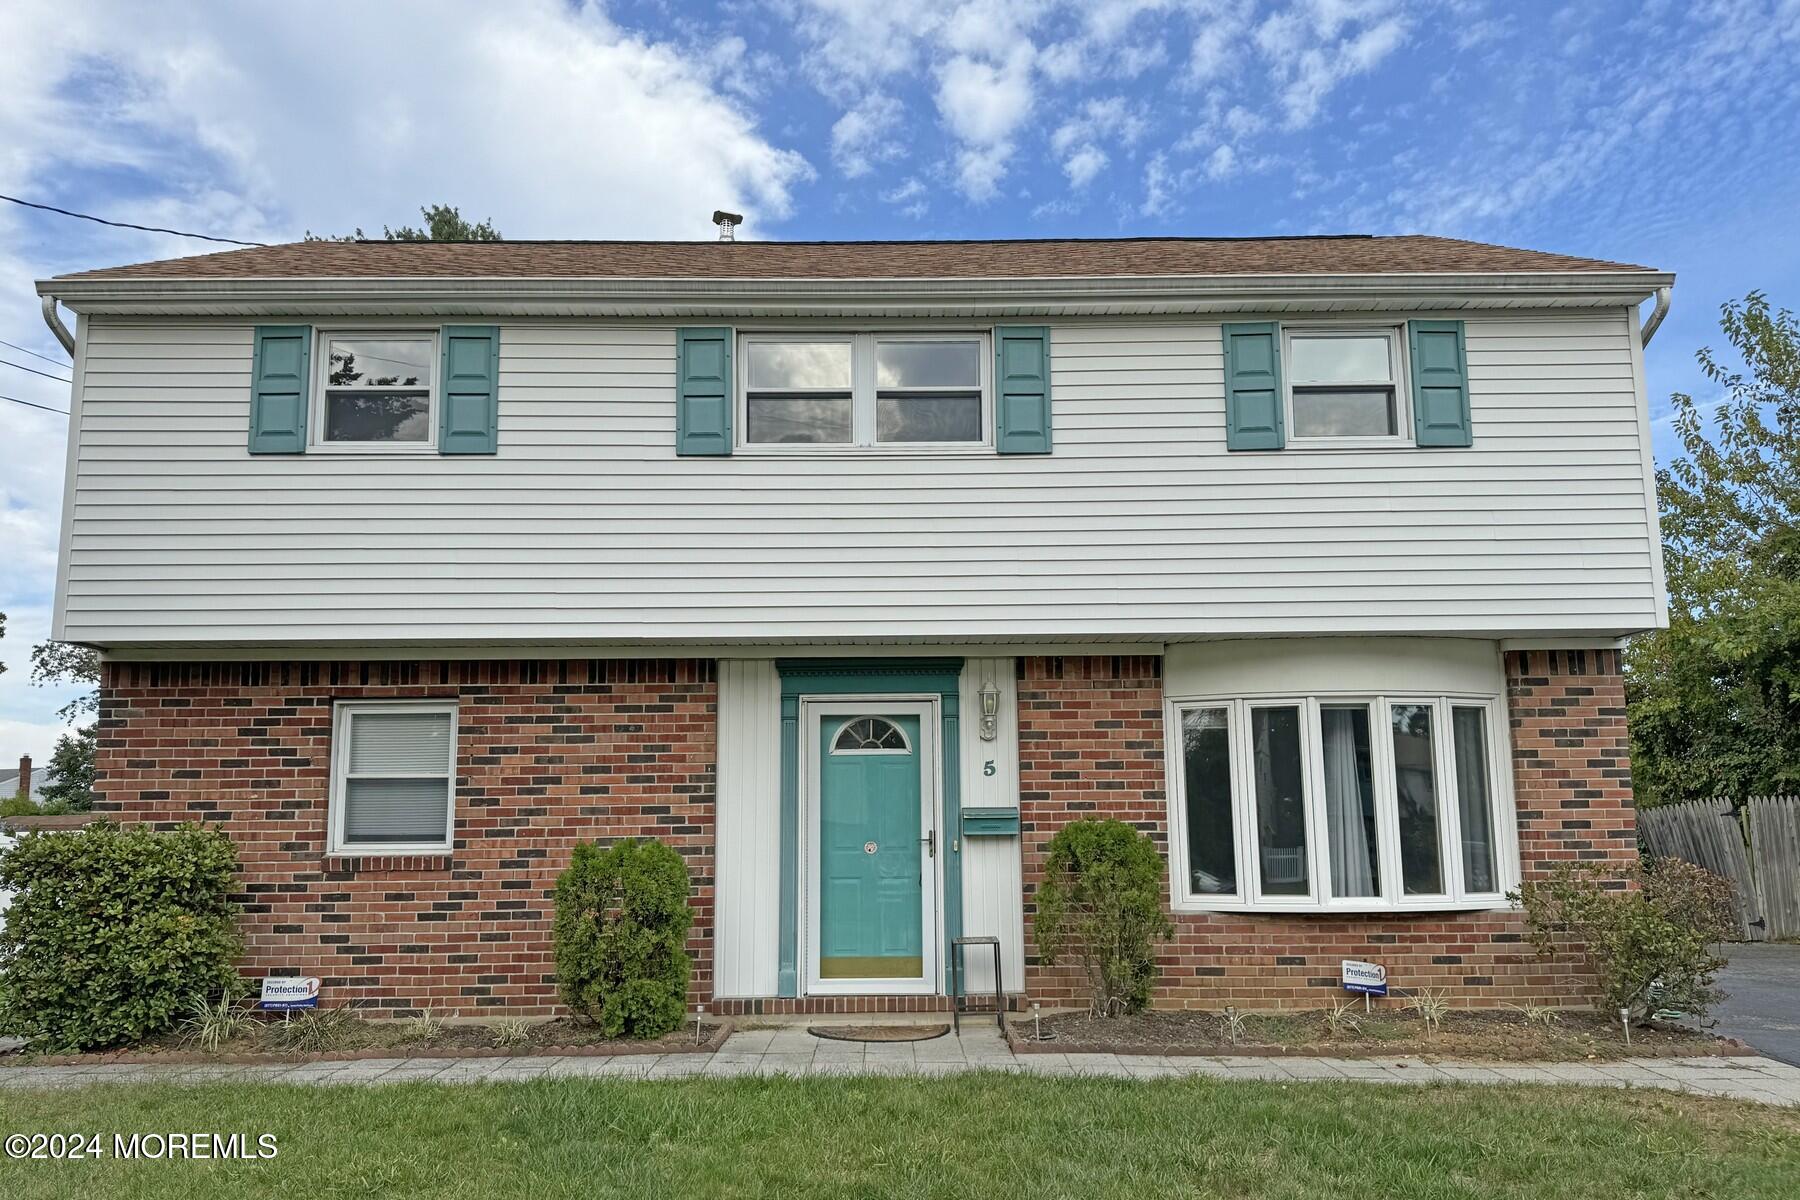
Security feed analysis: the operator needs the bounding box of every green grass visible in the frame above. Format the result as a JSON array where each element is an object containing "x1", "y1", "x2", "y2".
[{"x1": 3, "y1": 1075, "x2": 1796, "y2": 1199}]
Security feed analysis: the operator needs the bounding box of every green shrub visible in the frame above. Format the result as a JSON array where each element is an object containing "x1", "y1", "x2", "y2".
[
  {"x1": 1033, "y1": 818, "x2": 1173, "y2": 1016},
  {"x1": 0, "y1": 792, "x2": 36, "y2": 817},
  {"x1": 0, "y1": 821, "x2": 243, "y2": 1051},
  {"x1": 1514, "y1": 855, "x2": 1738, "y2": 1021},
  {"x1": 552, "y1": 838, "x2": 694, "y2": 1037}
]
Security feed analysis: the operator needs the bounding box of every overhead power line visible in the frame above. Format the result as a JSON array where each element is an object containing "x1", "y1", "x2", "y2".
[
  {"x1": 1, "y1": 356, "x2": 70, "y2": 384},
  {"x1": 0, "y1": 337, "x2": 69, "y2": 368},
  {"x1": 2, "y1": 392, "x2": 68, "y2": 415},
  {"x1": 0, "y1": 192, "x2": 268, "y2": 247}
]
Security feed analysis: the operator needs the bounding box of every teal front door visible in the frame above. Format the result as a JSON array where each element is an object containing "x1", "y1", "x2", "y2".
[{"x1": 817, "y1": 714, "x2": 926, "y2": 981}]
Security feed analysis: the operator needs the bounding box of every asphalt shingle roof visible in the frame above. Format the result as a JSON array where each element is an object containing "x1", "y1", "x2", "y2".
[{"x1": 54, "y1": 234, "x2": 1654, "y2": 282}]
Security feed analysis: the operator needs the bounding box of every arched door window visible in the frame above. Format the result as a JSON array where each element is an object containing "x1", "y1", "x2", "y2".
[{"x1": 830, "y1": 717, "x2": 911, "y2": 754}]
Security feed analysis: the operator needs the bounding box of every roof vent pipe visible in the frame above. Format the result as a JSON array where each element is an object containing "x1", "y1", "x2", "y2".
[
  {"x1": 1640, "y1": 285, "x2": 1671, "y2": 347},
  {"x1": 712, "y1": 210, "x2": 743, "y2": 242}
]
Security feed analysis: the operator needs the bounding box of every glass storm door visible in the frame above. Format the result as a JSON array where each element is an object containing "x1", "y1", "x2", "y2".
[{"x1": 816, "y1": 713, "x2": 926, "y2": 983}]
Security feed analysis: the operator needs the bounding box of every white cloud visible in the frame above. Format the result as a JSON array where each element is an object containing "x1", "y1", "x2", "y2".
[
  {"x1": 0, "y1": 0, "x2": 812, "y2": 242},
  {"x1": 1049, "y1": 96, "x2": 1146, "y2": 191},
  {"x1": 934, "y1": 45, "x2": 1037, "y2": 200},
  {"x1": 880, "y1": 176, "x2": 929, "y2": 218},
  {"x1": 934, "y1": 49, "x2": 1036, "y2": 146},
  {"x1": 1141, "y1": 151, "x2": 1174, "y2": 216},
  {"x1": 1206, "y1": 143, "x2": 1239, "y2": 179},
  {"x1": 1063, "y1": 144, "x2": 1109, "y2": 188},
  {"x1": 831, "y1": 92, "x2": 905, "y2": 177},
  {"x1": 1255, "y1": 2, "x2": 1409, "y2": 129}
]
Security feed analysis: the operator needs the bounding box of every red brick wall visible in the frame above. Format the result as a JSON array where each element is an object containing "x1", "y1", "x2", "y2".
[
  {"x1": 96, "y1": 659, "x2": 716, "y2": 1017},
  {"x1": 1018, "y1": 651, "x2": 1638, "y2": 1011}
]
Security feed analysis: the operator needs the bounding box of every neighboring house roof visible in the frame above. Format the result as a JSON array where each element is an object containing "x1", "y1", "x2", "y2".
[
  {"x1": 53, "y1": 234, "x2": 1654, "y2": 282},
  {"x1": 0, "y1": 769, "x2": 46, "y2": 806}
]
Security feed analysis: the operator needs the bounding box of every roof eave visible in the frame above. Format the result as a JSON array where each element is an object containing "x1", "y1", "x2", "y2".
[{"x1": 37, "y1": 270, "x2": 1675, "y2": 317}]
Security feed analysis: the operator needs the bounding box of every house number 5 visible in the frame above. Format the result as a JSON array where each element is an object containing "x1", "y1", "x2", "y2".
[{"x1": 983, "y1": 760, "x2": 996, "y2": 777}]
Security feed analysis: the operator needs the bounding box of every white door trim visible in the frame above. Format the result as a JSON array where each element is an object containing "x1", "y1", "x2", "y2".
[{"x1": 799, "y1": 696, "x2": 942, "y2": 997}]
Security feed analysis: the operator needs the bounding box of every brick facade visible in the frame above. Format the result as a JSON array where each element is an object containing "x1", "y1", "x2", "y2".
[
  {"x1": 1017, "y1": 651, "x2": 1637, "y2": 1010},
  {"x1": 94, "y1": 645, "x2": 1636, "y2": 1017},
  {"x1": 96, "y1": 659, "x2": 715, "y2": 1017}
]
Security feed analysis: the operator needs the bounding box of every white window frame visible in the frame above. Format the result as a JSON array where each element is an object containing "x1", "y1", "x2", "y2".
[
  {"x1": 737, "y1": 331, "x2": 993, "y2": 454},
  {"x1": 1281, "y1": 324, "x2": 1411, "y2": 449},
  {"x1": 1164, "y1": 690, "x2": 1517, "y2": 914},
  {"x1": 327, "y1": 700, "x2": 458, "y2": 855},
  {"x1": 310, "y1": 328, "x2": 439, "y2": 454}
]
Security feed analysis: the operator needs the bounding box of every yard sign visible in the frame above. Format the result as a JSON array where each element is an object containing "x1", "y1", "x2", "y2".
[
  {"x1": 1341, "y1": 959, "x2": 1388, "y2": 997},
  {"x1": 259, "y1": 976, "x2": 321, "y2": 1011}
]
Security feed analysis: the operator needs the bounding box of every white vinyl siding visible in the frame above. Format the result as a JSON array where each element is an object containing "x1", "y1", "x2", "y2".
[
  {"x1": 58, "y1": 313, "x2": 1661, "y2": 645},
  {"x1": 714, "y1": 659, "x2": 782, "y2": 998}
]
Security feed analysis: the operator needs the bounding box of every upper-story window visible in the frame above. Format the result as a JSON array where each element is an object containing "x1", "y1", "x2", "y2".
[
  {"x1": 740, "y1": 332, "x2": 989, "y2": 450},
  {"x1": 315, "y1": 331, "x2": 437, "y2": 450},
  {"x1": 1284, "y1": 327, "x2": 1407, "y2": 443}
]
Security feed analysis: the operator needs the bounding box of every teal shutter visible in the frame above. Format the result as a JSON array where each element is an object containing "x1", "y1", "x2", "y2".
[
  {"x1": 439, "y1": 325, "x2": 500, "y2": 454},
  {"x1": 247, "y1": 325, "x2": 311, "y2": 454},
  {"x1": 1409, "y1": 320, "x2": 1472, "y2": 447},
  {"x1": 1222, "y1": 322, "x2": 1284, "y2": 450},
  {"x1": 994, "y1": 326, "x2": 1051, "y2": 454},
  {"x1": 676, "y1": 327, "x2": 733, "y2": 456}
]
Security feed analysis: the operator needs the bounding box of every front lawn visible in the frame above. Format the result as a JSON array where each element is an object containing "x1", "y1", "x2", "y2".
[{"x1": 4, "y1": 1075, "x2": 1797, "y2": 1198}]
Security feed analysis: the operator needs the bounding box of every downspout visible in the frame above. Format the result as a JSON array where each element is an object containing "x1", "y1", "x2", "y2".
[
  {"x1": 40, "y1": 296, "x2": 75, "y2": 356},
  {"x1": 1640, "y1": 285, "x2": 1671, "y2": 347}
]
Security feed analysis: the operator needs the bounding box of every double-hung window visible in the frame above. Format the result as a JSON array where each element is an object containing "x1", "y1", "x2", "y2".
[
  {"x1": 1170, "y1": 693, "x2": 1511, "y2": 911},
  {"x1": 314, "y1": 331, "x2": 437, "y2": 450},
  {"x1": 329, "y1": 701, "x2": 457, "y2": 854},
  {"x1": 1284, "y1": 327, "x2": 1406, "y2": 443},
  {"x1": 740, "y1": 332, "x2": 989, "y2": 449}
]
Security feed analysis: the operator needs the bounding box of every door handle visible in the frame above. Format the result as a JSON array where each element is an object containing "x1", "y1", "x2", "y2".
[{"x1": 923, "y1": 829, "x2": 936, "y2": 858}]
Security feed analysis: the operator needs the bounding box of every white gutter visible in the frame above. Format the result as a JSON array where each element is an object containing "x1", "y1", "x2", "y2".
[
  {"x1": 1640, "y1": 285, "x2": 1672, "y2": 346},
  {"x1": 39, "y1": 296, "x2": 75, "y2": 354},
  {"x1": 37, "y1": 270, "x2": 1676, "y2": 318}
]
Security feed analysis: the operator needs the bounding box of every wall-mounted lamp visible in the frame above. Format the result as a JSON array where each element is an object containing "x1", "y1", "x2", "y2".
[{"x1": 978, "y1": 683, "x2": 1000, "y2": 741}]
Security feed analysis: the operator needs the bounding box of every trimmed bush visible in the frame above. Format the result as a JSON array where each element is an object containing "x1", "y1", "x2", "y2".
[
  {"x1": 552, "y1": 838, "x2": 694, "y2": 1037},
  {"x1": 1514, "y1": 855, "x2": 1738, "y2": 1021},
  {"x1": 0, "y1": 821, "x2": 243, "y2": 1051},
  {"x1": 1033, "y1": 818, "x2": 1173, "y2": 1016}
]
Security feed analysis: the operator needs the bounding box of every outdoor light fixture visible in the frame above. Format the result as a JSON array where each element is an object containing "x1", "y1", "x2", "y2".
[{"x1": 978, "y1": 683, "x2": 1000, "y2": 741}]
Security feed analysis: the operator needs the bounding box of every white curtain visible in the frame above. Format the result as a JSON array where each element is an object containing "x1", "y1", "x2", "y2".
[{"x1": 1323, "y1": 708, "x2": 1376, "y2": 897}]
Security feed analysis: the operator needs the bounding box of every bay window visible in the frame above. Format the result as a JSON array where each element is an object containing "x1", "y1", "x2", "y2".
[{"x1": 1169, "y1": 692, "x2": 1513, "y2": 911}]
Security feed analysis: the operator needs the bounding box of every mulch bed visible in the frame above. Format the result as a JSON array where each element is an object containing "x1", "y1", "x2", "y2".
[
  {"x1": 1006, "y1": 1008, "x2": 1755, "y2": 1061},
  {"x1": 0, "y1": 1017, "x2": 732, "y2": 1067}
]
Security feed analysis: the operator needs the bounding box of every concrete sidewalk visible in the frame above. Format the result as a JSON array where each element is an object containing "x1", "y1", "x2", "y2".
[{"x1": 5, "y1": 1027, "x2": 1800, "y2": 1107}]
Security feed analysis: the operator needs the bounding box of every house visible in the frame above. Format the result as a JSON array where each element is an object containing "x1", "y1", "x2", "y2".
[
  {"x1": 36, "y1": 233, "x2": 1669, "y2": 1016},
  {"x1": 0, "y1": 755, "x2": 45, "y2": 807}
]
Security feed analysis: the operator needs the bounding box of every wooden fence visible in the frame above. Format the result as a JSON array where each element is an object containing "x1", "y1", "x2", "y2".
[{"x1": 1639, "y1": 796, "x2": 1800, "y2": 941}]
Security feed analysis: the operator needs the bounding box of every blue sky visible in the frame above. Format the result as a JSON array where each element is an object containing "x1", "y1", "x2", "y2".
[{"x1": 1, "y1": 0, "x2": 1798, "y2": 759}]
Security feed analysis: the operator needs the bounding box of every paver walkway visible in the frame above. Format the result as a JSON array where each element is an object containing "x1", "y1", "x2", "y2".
[{"x1": 5, "y1": 1027, "x2": 1800, "y2": 1107}]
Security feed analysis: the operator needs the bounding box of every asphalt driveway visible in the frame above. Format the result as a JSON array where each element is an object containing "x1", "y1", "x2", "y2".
[{"x1": 1713, "y1": 942, "x2": 1800, "y2": 1066}]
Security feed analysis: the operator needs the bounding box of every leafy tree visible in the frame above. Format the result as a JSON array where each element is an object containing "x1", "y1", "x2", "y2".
[
  {"x1": 29, "y1": 640, "x2": 100, "y2": 812},
  {"x1": 305, "y1": 203, "x2": 502, "y2": 243},
  {"x1": 1627, "y1": 293, "x2": 1800, "y2": 804},
  {"x1": 36, "y1": 732, "x2": 94, "y2": 813}
]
